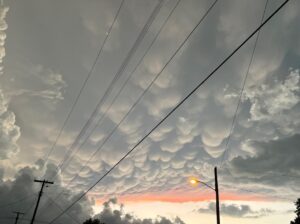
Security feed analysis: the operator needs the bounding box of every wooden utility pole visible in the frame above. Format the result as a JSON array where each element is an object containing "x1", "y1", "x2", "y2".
[
  {"x1": 30, "y1": 179, "x2": 54, "y2": 224},
  {"x1": 13, "y1": 211, "x2": 24, "y2": 224}
]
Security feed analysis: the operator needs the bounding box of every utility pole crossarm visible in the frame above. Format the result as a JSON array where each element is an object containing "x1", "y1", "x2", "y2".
[{"x1": 34, "y1": 179, "x2": 54, "y2": 184}]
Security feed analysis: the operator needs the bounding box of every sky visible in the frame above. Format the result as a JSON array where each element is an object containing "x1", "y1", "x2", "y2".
[{"x1": 0, "y1": 0, "x2": 299, "y2": 224}]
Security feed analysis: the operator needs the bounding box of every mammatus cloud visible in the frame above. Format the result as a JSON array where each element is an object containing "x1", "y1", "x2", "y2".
[
  {"x1": 197, "y1": 202, "x2": 273, "y2": 218},
  {"x1": 1, "y1": 0, "x2": 298, "y2": 212},
  {"x1": 94, "y1": 198, "x2": 185, "y2": 224},
  {"x1": 58, "y1": 5, "x2": 300, "y2": 200}
]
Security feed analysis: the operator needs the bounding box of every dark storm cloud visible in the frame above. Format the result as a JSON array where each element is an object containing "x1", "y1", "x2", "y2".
[
  {"x1": 94, "y1": 198, "x2": 185, "y2": 224},
  {"x1": 0, "y1": 161, "x2": 93, "y2": 224},
  {"x1": 227, "y1": 134, "x2": 300, "y2": 187},
  {"x1": 0, "y1": 164, "x2": 188, "y2": 224},
  {"x1": 197, "y1": 202, "x2": 273, "y2": 218}
]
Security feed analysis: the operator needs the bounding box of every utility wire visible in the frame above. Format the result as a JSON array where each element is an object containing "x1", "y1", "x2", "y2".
[
  {"x1": 43, "y1": 0, "x2": 125, "y2": 163},
  {"x1": 48, "y1": 0, "x2": 218, "y2": 222},
  {"x1": 53, "y1": 0, "x2": 164, "y2": 179},
  {"x1": 47, "y1": 0, "x2": 212, "y2": 209},
  {"x1": 220, "y1": 0, "x2": 269, "y2": 166},
  {"x1": 48, "y1": 0, "x2": 290, "y2": 223}
]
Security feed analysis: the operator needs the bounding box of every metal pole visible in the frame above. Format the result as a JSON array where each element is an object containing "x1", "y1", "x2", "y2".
[
  {"x1": 214, "y1": 167, "x2": 220, "y2": 224},
  {"x1": 30, "y1": 179, "x2": 53, "y2": 224}
]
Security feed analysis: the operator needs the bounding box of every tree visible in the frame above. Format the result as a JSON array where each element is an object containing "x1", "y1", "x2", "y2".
[
  {"x1": 291, "y1": 198, "x2": 300, "y2": 224},
  {"x1": 83, "y1": 218, "x2": 101, "y2": 224}
]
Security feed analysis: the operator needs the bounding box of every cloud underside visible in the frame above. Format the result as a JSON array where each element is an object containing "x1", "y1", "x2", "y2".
[
  {"x1": 1, "y1": 0, "x2": 299, "y2": 208},
  {"x1": 59, "y1": 67, "x2": 300, "y2": 199}
]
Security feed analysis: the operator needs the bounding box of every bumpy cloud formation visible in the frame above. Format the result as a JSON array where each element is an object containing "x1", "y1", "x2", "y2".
[
  {"x1": 0, "y1": 90, "x2": 20, "y2": 159},
  {"x1": 198, "y1": 202, "x2": 273, "y2": 218},
  {"x1": 94, "y1": 198, "x2": 185, "y2": 224}
]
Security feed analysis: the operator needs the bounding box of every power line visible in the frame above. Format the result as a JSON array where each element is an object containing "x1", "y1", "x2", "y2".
[
  {"x1": 40, "y1": 0, "x2": 165, "y2": 214},
  {"x1": 219, "y1": 0, "x2": 269, "y2": 166},
  {"x1": 42, "y1": 194, "x2": 80, "y2": 224},
  {"x1": 53, "y1": 0, "x2": 164, "y2": 179},
  {"x1": 52, "y1": 0, "x2": 181, "y2": 190},
  {"x1": 46, "y1": 0, "x2": 213, "y2": 211},
  {"x1": 48, "y1": 0, "x2": 290, "y2": 222},
  {"x1": 47, "y1": 0, "x2": 217, "y2": 222},
  {"x1": 43, "y1": 0, "x2": 125, "y2": 163}
]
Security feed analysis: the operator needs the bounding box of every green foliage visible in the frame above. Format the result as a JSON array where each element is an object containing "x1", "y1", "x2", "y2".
[{"x1": 291, "y1": 198, "x2": 300, "y2": 224}]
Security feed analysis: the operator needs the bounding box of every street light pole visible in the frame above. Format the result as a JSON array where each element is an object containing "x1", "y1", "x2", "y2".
[
  {"x1": 189, "y1": 166, "x2": 221, "y2": 224},
  {"x1": 214, "y1": 167, "x2": 220, "y2": 224}
]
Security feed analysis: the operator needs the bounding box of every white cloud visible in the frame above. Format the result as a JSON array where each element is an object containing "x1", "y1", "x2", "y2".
[
  {"x1": 0, "y1": 92, "x2": 20, "y2": 160},
  {"x1": 245, "y1": 68, "x2": 300, "y2": 122},
  {"x1": 93, "y1": 198, "x2": 185, "y2": 224},
  {"x1": 8, "y1": 65, "x2": 67, "y2": 102}
]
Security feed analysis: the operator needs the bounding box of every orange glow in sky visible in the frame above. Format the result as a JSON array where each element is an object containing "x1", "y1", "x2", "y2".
[{"x1": 93, "y1": 189, "x2": 267, "y2": 206}]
